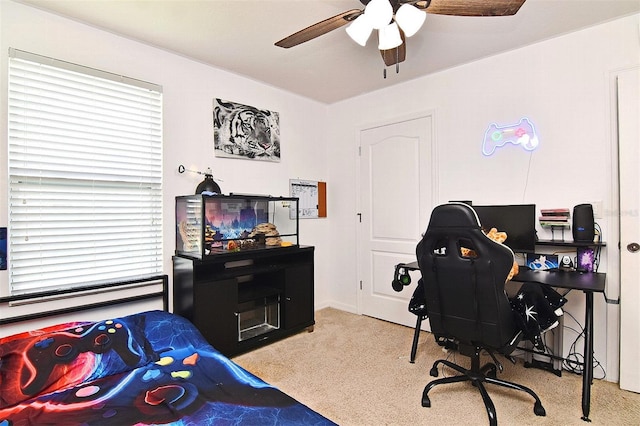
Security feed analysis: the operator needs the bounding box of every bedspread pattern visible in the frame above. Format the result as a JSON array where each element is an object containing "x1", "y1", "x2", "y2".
[{"x1": 0, "y1": 310, "x2": 336, "y2": 425}]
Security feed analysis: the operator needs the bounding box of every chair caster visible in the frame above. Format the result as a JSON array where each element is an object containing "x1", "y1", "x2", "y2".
[
  {"x1": 421, "y1": 394, "x2": 431, "y2": 407},
  {"x1": 429, "y1": 366, "x2": 438, "y2": 377},
  {"x1": 481, "y1": 363, "x2": 497, "y2": 378},
  {"x1": 534, "y1": 402, "x2": 546, "y2": 417}
]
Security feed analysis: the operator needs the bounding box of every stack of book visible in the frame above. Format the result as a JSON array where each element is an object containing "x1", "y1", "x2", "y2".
[{"x1": 539, "y1": 208, "x2": 571, "y2": 228}]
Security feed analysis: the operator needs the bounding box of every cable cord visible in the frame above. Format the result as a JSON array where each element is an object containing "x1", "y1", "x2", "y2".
[
  {"x1": 439, "y1": 346, "x2": 457, "y2": 378},
  {"x1": 521, "y1": 150, "x2": 535, "y2": 202},
  {"x1": 562, "y1": 310, "x2": 606, "y2": 380}
]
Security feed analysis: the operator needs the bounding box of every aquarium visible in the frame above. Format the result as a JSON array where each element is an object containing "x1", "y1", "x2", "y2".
[{"x1": 175, "y1": 194, "x2": 299, "y2": 258}]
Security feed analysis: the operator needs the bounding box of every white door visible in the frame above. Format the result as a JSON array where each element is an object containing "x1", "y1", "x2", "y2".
[
  {"x1": 358, "y1": 115, "x2": 436, "y2": 328},
  {"x1": 618, "y1": 67, "x2": 640, "y2": 393}
]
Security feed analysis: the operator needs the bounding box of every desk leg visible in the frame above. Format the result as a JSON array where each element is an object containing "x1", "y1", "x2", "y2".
[{"x1": 581, "y1": 291, "x2": 594, "y2": 422}]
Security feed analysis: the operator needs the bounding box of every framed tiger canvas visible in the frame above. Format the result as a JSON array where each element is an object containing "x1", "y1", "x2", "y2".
[{"x1": 213, "y1": 98, "x2": 281, "y2": 162}]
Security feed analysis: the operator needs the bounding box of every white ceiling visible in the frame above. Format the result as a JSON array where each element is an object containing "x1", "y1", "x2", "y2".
[{"x1": 13, "y1": 0, "x2": 640, "y2": 104}]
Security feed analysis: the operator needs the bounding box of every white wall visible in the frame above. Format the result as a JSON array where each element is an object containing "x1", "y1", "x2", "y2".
[
  {"x1": 326, "y1": 14, "x2": 640, "y2": 381},
  {"x1": 0, "y1": 1, "x2": 332, "y2": 335}
]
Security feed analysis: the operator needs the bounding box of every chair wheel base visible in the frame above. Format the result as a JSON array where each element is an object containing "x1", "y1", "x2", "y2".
[
  {"x1": 486, "y1": 367, "x2": 497, "y2": 379},
  {"x1": 429, "y1": 366, "x2": 438, "y2": 377},
  {"x1": 421, "y1": 395, "x2": 431, "y2": 407},
  {"x1": 534, "y1": 402, "x2": 546, "y2": 417}
]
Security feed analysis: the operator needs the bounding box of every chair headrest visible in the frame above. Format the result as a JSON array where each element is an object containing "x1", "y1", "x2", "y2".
[{"x1": 428, "y1": 202, "x2": 481, "y2": 229}]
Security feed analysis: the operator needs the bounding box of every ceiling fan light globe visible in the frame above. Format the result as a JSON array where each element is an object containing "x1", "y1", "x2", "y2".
[
  {"x1": 395, "y1": 4, "x2": 426, "y2": 37},
  {"x1": 364, "y1": 0, "x2": 393, "y2": 30},
  {"x1": 346, "y1": 14, "x2": 373, "y2": 46},
  {"x1": 378, "y1": 22, "x2": 403, "y2": 50}
]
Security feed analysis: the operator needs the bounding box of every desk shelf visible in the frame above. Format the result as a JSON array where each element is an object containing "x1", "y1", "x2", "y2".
[{"x1": 535, "y1": 239, "x2": 606, "y2": 248}]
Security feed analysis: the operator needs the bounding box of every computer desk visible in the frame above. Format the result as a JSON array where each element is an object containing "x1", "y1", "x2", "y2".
[
  {"x1": 512, "y1": 268, "x2": 606, "y2": 422},
  {"x1": 398, "y1": 261, "x2": 606, "y2": 422}
]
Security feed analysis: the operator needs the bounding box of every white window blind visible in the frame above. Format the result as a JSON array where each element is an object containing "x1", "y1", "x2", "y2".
[{"x1": 8, "y1": 49, "x2": 163, "y2": 295}]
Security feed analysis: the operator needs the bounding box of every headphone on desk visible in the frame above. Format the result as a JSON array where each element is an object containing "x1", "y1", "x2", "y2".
[{"x1": 392, "y1": 265, "x2": 411, "y2": 292}]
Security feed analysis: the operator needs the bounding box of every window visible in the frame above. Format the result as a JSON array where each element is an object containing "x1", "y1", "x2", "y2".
[{"x1": 8, "y1": 49, "x2": 163, "y2": 295}]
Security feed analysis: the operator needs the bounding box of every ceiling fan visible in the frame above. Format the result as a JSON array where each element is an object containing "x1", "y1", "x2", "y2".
[{"x1": 275, "y1": 0, "x2": 526, "y2": 69}]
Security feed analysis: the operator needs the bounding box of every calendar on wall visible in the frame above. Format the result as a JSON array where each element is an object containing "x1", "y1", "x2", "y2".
[{"x1": 289, "y1": 179, "x2": 327, "y2": 219}]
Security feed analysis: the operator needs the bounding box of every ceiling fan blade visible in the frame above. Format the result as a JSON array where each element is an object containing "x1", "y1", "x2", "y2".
[
  {"x1": 275, "y1": 9, "x2": 363, "y2": 48},
  {"x1": 423, "y1": 0, "x2": 526, "y2": 17},
  {"x1": 380, "y1": 31, "x2": 406, "y2": 66}
]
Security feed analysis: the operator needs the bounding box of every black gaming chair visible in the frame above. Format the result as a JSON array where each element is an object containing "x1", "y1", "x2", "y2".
[{"x1": 416, "y1": 203, "x2": 546, "y2": 425}]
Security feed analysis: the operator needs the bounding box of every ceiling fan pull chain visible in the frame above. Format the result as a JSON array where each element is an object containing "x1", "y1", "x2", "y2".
[
  {"x1": 396, "y1": 47, "x2": 400, "y2": 74},
  {"x1": 383, "y1": 67, "x2": 387, "y2": 79}
]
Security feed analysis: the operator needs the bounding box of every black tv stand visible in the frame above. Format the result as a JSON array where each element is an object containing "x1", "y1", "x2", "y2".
[{"x1": 173, "y1": 246, "x2": 315, "y2": 357}]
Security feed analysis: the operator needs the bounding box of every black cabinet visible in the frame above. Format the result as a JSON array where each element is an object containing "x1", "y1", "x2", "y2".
[{"x1": 173, "y1": 246, "x2": 314, "y2": 356}]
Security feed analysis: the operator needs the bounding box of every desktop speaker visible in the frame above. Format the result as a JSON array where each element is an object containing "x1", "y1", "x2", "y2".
[{"x1": 572, "y1": 204, "x2": 595, "y2": 242}]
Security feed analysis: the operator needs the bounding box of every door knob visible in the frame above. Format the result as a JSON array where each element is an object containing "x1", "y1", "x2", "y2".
[{"x1": 627, "y1": 242, "x2": 640, "y2": 253}]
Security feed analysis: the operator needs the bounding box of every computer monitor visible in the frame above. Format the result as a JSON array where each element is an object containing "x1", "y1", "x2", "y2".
[{"x1": 472, "y1": 204, "x2": 536, "y2": 253}]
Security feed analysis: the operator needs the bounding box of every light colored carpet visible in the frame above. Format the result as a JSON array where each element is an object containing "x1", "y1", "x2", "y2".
[{"x1": 233, "y1": 307, "x2": 640, "y2": 425}]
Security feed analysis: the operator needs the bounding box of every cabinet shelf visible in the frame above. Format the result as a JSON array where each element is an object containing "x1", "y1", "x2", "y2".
[
  {"x1": 238, "y1": 284, "x2": 282, "y2": 304},
  {"x1": 240, "y1": 323, "x2": 279, "y2": 342},
  {"x1": 218, "y1": 264, "x2": 284, "y2": 281}
]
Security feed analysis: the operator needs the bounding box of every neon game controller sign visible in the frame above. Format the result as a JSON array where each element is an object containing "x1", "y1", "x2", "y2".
[{"x1": 482, "y1": 117, "x2": 539, "y2": 156}]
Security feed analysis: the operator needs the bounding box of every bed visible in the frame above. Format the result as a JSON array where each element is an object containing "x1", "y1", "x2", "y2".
[{"x1": 0, "y1": 309, "x2": 336, "y2": 425}]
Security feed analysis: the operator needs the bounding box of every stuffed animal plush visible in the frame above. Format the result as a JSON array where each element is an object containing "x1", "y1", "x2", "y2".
[
  {"x1": 460, "y1": 227, "x2": 519, "y2": 281},
  {"x1": 485, "y1": 227, "x2": 507, "y2": 244}
]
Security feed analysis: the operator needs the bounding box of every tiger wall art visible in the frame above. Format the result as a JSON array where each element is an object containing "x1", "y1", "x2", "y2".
[{"x1": 213, "y1": 99, "x2": 281, "y2": 162}]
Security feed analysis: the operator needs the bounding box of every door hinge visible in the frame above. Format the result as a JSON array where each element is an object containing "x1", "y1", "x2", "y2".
[
  {"x1": 360, "y1": 280, "x2": 363, "y2": 290},
  {"x1": 358, "y1": 146, "x2": 362, "y2": 156},
  {"x1": 357, "y1": 213, "x2": 362, "y2": 222}
]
